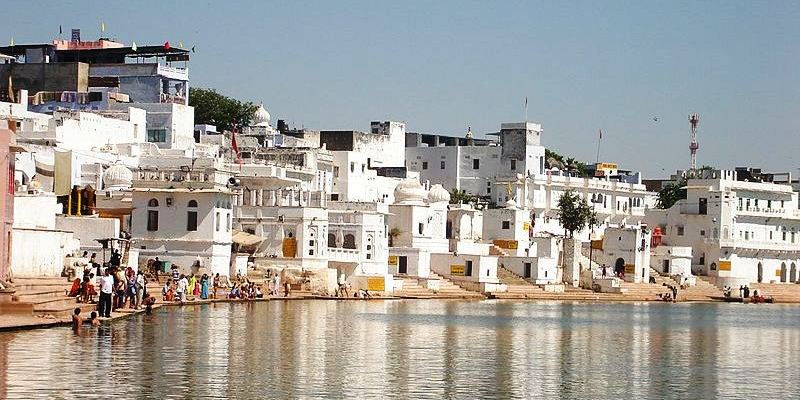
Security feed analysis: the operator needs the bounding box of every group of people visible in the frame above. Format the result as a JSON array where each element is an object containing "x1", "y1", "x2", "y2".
[
  {"x1": 599, "y1": 264, "x2": 626, "y2": 280},
  {"x1": 162, "y1": 270, "x2": 217, "y2": 302},
  {"x1": 660, "y1": 283, "x2": 679, "y2": 302},
  {"x1": 66, "y1": 251, "x2": 154, "y2": 318}
]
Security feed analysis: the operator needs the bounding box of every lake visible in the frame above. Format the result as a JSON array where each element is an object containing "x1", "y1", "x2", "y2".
[{"x1": 0, "y1": 300, "x2": 798, "y2": 399}]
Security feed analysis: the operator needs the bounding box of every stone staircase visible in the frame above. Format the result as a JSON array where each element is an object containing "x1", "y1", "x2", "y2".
[
  {"x1": 393, "y1": 277, "x2": 436, "y2": 298},
  {"x1": 492, "y1": 266, "x2": 547, "y2": 299},
  {"x1": 393, "y1": 275, "x2": 484, "y2": 299},
  {"x1": 489, "y1": 245, "x2": 509, "y2": 257},
  {"x1": 749, "y1": 283, "x2": 800, "y2": 303},
  {"x1": 647, "y1": 268, "x2": 723, "y2": 301},
  {"x1": 10, "y1": 276, "x2": 97, "y2": 318}
]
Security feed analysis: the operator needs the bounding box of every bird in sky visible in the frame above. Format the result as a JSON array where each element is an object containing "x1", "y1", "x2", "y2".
[{"x1": 653, "y1": 116, "x2": 659, "y2": 122}]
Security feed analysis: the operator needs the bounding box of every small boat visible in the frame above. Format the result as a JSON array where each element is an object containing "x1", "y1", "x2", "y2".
[{"x1": 714, "y1": 296, "x2": 774, "y2": 304}]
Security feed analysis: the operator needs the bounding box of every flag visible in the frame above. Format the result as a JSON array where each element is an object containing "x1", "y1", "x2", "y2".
[
  {"x1": 178, "y1": 41, "x2": 183, "y2": 49},
  {"x1": 163, "y1": 41, "x2": 171, "y2": 49},
  {"x1": 131, "y1": 41, "x2": 137, "y2": 51},
  {"x1": 59, "y1": 25, "x2": 63, "y2": 35},
  {"x1": 191, "y1": 45, "x2": 196, "y2": 53},
  {"x1": 599, "y1": 129, "x2": 602, "y2": 139},
  {"x1": 9, "y1": 37, "x2": 13, "y2": 46},
  {"x1": 100, "y1": 22, "x2": 106, "y2": 33},
  {"x1": 525, "y1": 96, "x2": 527, "y2": 107},
  {"x1": 231, "y1": 125, "x2": 242, "y2": 164}
]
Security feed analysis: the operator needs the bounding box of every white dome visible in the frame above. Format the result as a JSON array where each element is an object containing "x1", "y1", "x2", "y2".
[
  {"x1": 103, "y1": 164, "x2": 133, "y2": 189},
  {"x1": 427, "y1": 184, "x2": 450, "y2": 203},
  {"x1": 253, "y1": 103, "x2": 271, "y2": 126},
  {"x1": 393, "y1": 179, "x2": 428, "y2": 204}
]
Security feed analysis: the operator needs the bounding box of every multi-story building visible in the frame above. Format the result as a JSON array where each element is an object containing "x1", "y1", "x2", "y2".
[{"x1": 645, "y1": 169, "x2": 800, "y2": 287}]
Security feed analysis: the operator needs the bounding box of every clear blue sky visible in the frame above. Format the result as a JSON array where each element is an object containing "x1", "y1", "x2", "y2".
[{"x1": 4, "y1": 0, "x2": 800, "y2": 178}]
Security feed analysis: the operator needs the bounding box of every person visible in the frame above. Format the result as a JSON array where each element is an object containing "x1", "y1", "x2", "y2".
[
  {"x1": 162, "y1": 281, "x2": 171, "y2": 301},
  {"x1": 80, "y1": 275, "x2": 92, "y2": 303},
  {"x1": 255, "y1": 285, "x2": 263, "y2": 298},
  {"x1": 110, "y1": 249, "x2": 121, "y2": 267},
  {"x1": 212, "y1": 273, "x2": 220, "y2": 299},
  {"x1": 200, "y1": 274, "x2": 209, "y2": 300},
  {"x1": 284, "y1": 281, "x2": 291, "y2": 298},
  {"x1": 171, "y1": 264, "x2": 180, "y2": 283},
  {"x1": 670, "y1": 285, "x2": 678, "y2": 302},
  {"x1": 126, "y1": 267, "x2": 138, "y2": 309},
  {"x1": 744, "y1": 285, "x2": 750, "y2": 298},
  {"x1": 113, "y1": 267, "x2": 126, "y2": 311},
  {"x1": 188, "y1": 274, "x2": 198, "y2": 299},
  {"x1": 739, "y1": 285, "x2": 745, "y2": 299},
  {"x1": 72, "y1": 308, "x2": 83, "y2": 333},
  {"x1": 337, "y1": 273, "x2": 349, "y2": 298},
  {"x1": 152, "y1": 257, "x2": 163, "y2": 281},
  {"x1": 136, "y1": 270, "x2": 146, "y2": 309},
  {"x1": 177, "y1": 274, "x2": 188, "y2": 302},
  {"x1": 601, "y1": 265, "x2": 607, "y2": 278},
  {"x1": 141, "y1": 293, "x2": 156, "y2": 314},
  {"x1": 87, "y1": 311, "x2": 101, "y2": 327},
  {"x1": 67, "y1": 278, "x2": 82, "y2": 298},
  {"x1": 98, "y1": 269, "x2": 114, "y2": 317}
]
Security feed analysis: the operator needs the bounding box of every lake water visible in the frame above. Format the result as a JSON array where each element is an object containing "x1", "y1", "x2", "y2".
[{"x1": 0, "y1": 300, "x2": 799, "y2": 399}]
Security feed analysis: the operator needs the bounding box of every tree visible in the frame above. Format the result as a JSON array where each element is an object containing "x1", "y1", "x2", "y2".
[
  {"x1": 449, "y1": 188, "x2": 476, "y2": 205},
  {"x1": 189, "y1": 88, "x2": 258, "y2": 132},
  {"x1": 656, "y1": 178, "x2": 687, "y2": 209},
  {"x1": 556, "y1": 190, "x2": 595, "y2": 238}
]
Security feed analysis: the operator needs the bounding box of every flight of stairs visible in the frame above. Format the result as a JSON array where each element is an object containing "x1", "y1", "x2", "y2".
[
  {"x1": 492, "y1": 266, "x2": 547, "y2": 299},
  {"x1": 393, "y1": 275, "x2": 484, "y2": 299},
  {"x1": 647, "y1": 268, "x2": 724, "y2": 301},
  {"x1": 10, "y1": 276, "x2": 97, "y2": 318},
  {"x1": 749, "y1": 283, "x2": 800, "y2": 303},
  {"x1": 428, "y1": 273, "x2": 485, "y2": 299}
]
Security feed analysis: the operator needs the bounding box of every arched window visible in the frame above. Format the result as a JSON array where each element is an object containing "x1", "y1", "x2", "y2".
[
  {"x1": 328, "y1": 233, "x2": 337, "y2": 248},
  {"x1": 187, "y1": 199, "x2": 198, "y2": 231},
  {"x1": 343, "y1": 234, "x2": 356, "y2": 249},
  {"x1": 148, "y1": 198, "x2": 159, "y2": 207}
]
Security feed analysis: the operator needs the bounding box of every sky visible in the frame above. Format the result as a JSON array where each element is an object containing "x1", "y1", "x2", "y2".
[{"x1": 3, "y1": 0, "x2": 800, "y2": 178}]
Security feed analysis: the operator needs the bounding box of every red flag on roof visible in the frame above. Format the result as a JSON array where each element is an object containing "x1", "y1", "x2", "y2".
[
  {"x1": 231, "y1": 125, "x2": 242, "y2": 164},
  {"x1": 163, "y1": 41, "x2": 171, "y2": 49}
]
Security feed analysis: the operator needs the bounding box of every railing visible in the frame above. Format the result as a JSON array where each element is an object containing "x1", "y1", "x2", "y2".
[
  {"x1": 327, "y1": 247, "x2": 361, "y2": 262},
  {"x1": 706, "y1": 237, "x2": 800, "y2": 252}
]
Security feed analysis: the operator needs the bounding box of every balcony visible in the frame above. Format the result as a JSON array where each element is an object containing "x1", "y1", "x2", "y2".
[
  {"x1": 706, "y1": 237, "x2": 800, "y2": 252},
  {"x1": 327, "y1": 247, "x2": 361, "y2": 263}
]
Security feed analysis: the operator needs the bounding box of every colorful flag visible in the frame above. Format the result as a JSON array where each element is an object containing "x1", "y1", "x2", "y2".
[
  {"x1": 163, "y1": 41, "x2": 171, "y2": 49},
  {"x1": 131, "y1": 41, "x2": 137, "y2": 51},
  {"x1": 178, "y1": 41, "x2": 184, "y2": 49},
  {"x1": 100, "y1": 22, "x2": 106, "y2": 33},
  {"x1": 9, "y1": 37, "x2": 14, "y2": 46},
  {"x1": 231, "y1": 125, "x2": 242, "y2": 164}
]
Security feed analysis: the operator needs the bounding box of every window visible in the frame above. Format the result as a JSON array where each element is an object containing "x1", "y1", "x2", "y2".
[
  {"x1": 226, "y1": 214, "x2": 231, "y2": 232},
  {"x1": 677, "y1": 226, "x2": 684, "y2": 236},
  {"x1": 510, "y1": 159, "x2": 517, "y2": 171},
  {"x1": 440, "y1": 161, "x2": 445, "y2": 169},
  {"x1": 215, "y1": 211, "x2": 220, "y2": 232},
  {"x1": 350, "y1": 162, "x2": 355, "y2": 173},
  {"x1": 148, "y1": 198, "x2": 159, "y2": 207},
  {"x1": 502, "y1": 221, "x2": 510, "y2": 229},
  {"x1": 422, "y1": 161, "x2": 428, "y2": 170},
  {"x1": 147, "y1": 210, "x2": 159, "y2": 231},
  {"x1": 333, "y1": 166, "x2": 339, "y2": 177},
  {"x1": 343, "y1": 234, "x2": 356, "y2": 249},
  {"x1": 700, "y1": 230, "x2": 705, "y2": 237},
  {"x1": 146, "y1": 129, "x2": 167, "y2": 143},
  {"x1": 473, "y1": 159, "x2": 480, "y2": 169},
  {"x1": 308, "y1": 240, "x2": 315, "y2": 256},
  {"x1": 187, "y1": 211, "x2": 198, "y2": 231},
  {"x1": 418, "y1": 223, "x2": 424, "y2": 234}
]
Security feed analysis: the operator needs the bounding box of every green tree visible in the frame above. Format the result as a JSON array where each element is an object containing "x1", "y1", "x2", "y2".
[
  {"x1": 556, "y1": 190, "x2": 595, "y2": 238},
  {"x1": 189, "y1": 88, "x2": 258, "y2": 132},
  {"x1": 449, "y1": 188, "x2": 476, "y2": 205},
  {"x1": 656, "y1": 178, "x2": 687, "y2": 209}
]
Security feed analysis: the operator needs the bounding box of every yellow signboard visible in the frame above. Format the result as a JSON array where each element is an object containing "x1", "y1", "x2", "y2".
[
  {"x1": 492, "y1": 240, "x2": 519, "y2": 250},
  {"x1": 367, "y1": 277, "x2": 385, "y2": 292},
  {"x1": 523, "y1": 222, "x2": 531, "y2": 231},
  {"x1": 624, "y1": 264, "x2": 635, "y2": 274},
  {"x1": 388, "y1": 255, "x2": 398, "y2": 265},
  {"x1": 281, "y1": 238, "x2": 297, "y2": 258},
  {"x1": 590, "y1": 240, "x2": 603, "y2": 250},
  {"x1": 718, "y1": 261, "x2": 731, "y2": 271},
  {"x1": 596, "y1": 162, "x2": 618, "y2": 170},
  {"x1": 450, "y1": 265, "x2": 465, "y2": 276}
]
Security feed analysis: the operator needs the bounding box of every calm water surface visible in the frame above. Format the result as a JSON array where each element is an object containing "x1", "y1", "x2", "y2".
[{"x1": 1, "y1": 300, "x2": 799, "y2": 399}]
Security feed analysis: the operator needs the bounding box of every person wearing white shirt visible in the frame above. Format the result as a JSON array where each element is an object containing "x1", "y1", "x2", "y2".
[
  {"x1": 98, "y1": 270, "x2": 114, "y2": 317},
  {"x1": 177, "y1": 275, "x2": 188, "y2": 302}
]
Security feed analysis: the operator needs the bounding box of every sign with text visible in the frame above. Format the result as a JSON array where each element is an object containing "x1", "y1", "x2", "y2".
[
  {"x1": 718, "y1": 261, "x2": 731, "y2": 271},
  {"x1": 367, "y1": 277, "x2": 385, "y2": 292},
  {"x1": 492, "y1": 240, "x2": 518, "y2": 250},
  {"x1": 450, "y1": 265, "x2": 465, "y2": 276},
  {"x1": 388, "y1": 255, "x2": 398, "y2": 265},
  {"x1": 624, "y1": 264, "x2": 635, "y2": 274}
]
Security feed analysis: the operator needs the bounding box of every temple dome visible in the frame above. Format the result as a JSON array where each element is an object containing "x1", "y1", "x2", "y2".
[
  {"x1": 253, "y1": 103, "x2": 271, "y2": 126},
  {"x1": 103, "y1": 164, "x2": 133, "y2": 189},
  {"x1": 393, "y1": 179, "x2": 428, "y2": 204},
  {"x1": 427, "y1": 184, "x2": 450, "y2": 204}
]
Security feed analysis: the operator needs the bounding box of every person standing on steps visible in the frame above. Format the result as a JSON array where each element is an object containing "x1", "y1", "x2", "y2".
[{"x1": 98, "y1": 269, "x2": 114, "y2": 318}]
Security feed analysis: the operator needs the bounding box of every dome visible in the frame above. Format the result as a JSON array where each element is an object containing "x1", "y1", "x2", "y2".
[
  {"x1": 427, "y1": 184, "x2": 450, "y2": 204},
  {"x1": 253, "y1": 103, "x2": 271, "y2": 126},
  {"x1": 103, "y1": 164, "x2": 133, "y2": 189},
  {"x1": 393, "y1": 179, "x2": 428, "y2": 205}
]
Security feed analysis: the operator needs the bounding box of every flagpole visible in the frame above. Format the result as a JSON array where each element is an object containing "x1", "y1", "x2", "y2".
[
  {"x1": 595, "y1": 129, "x2": 602, "y2": 164},
  {"x1": 524, "y1": 97, "x2": 528, "y2": 122}
]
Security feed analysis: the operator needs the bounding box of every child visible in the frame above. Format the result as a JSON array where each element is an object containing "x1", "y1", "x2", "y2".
[
  {"x1": 72, "y1": 308, "x2": 83, "y2": 333},
  {"x1": 87, "y1": 311, "x2": 101, "y2": 327}
]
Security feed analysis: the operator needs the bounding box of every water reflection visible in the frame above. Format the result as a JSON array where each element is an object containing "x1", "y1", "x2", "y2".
[{"x1": 1, "y1": 301, "x2": 799, "y2": 399}]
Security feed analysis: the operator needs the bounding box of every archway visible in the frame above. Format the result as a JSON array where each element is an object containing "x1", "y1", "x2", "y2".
[
  {"x1": 780, "y1": 262, "x2": 787, "y2": 283},
  {"x1": 790, "y1": 263, "x2": 797, "y2": 283},
  {"x1": 757, "y1": 262, "x2": 763, "y2": 283},
  {"x1": 327, "y1": 233, "x2": 337, "y2": 248}
]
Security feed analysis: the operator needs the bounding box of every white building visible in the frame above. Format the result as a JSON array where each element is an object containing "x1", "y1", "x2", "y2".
[{"x1": 644, "y1": 169, "x2": 800, "y2": 287}]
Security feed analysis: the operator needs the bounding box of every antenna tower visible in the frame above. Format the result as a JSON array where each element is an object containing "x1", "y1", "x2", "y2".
[{"x1": 689, "y1": 113, "x2": 700, "y2": 170}]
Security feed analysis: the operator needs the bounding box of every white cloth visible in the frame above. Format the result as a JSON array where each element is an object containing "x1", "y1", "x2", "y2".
[
  {"x1": 178, "y1": 278, "x2": 188, "y2": 294},
  {"x1": 100, "y1": 276, "x2": 114, "y2": 294}
]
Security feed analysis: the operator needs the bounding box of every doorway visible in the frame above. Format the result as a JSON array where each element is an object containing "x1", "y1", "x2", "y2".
[
  {"x1": 523, "y1": 262, "x2": 532, "y2": 279},
  {"x1": 791, "y1": 263, "x2": 798, "y2": 283},
  {"x1": 615, "y1": 258, "x2": 625, "y2": 276},
  {"x1": 757, "y1": 262, "x2": 763, "y2": 283},
  {"x1": 398, "y1": 256, "x2": 408, "y2": 275},
  {"x1": 780, "y1": 262, "x2": 787, "y2": 283}
]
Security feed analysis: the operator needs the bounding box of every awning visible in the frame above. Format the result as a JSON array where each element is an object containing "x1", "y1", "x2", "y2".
[{"x1": 232, "y1": 230, "x2": 265, "y2": 247}]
